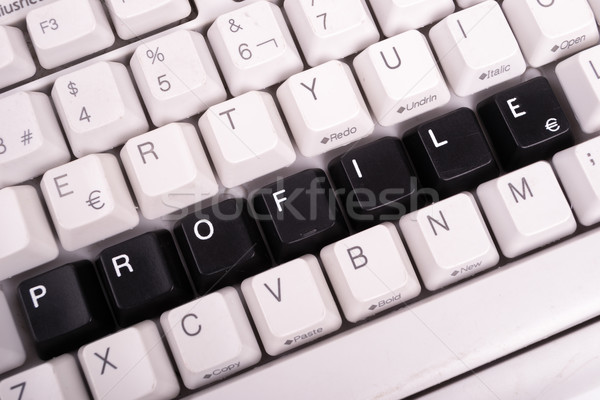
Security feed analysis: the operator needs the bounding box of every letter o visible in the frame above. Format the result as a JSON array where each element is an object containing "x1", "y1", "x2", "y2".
[{"x1": 193, "y1": 219, "x2": 214, "y2": 240}]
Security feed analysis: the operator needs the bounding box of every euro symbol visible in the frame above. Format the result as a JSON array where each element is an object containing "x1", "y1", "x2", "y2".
[
  {"x1": 86, "y1": 190, "x2": 105, "y2": 210},
  {"x1": 545, "y1": 118, "x2": 560, "y2": 133}
]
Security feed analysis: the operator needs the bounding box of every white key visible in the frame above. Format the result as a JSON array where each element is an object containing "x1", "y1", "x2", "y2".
[
  {"x1": 456, "y1": 0, "x2": 487, "y2": 7},
  {"x1": 52, "y1": 61, "x2": 148, "y2": 158},
  {"x1": 105, "y1": 0, "x2": 191, "y2": 40},
  {"x1": 276, "y1": 60, "x2": 374, "y2": 157},
  {"x1": 0, "y1": 0, "x2": 60, "y2": 26},
  {"x1": 160, "y1": 287, "x2": 261, "y2": 389},
  {"x1": 130, "y1": 30, "x2": 226, "y2": 127},
  {"x1": 198, "y1": 91, "x2": 296, "y2": 188},
  {"x1": 26, "y1": 0, "x2": 114, "y2": 69},
  {"x1": 79, "y1": 320, "x2": 179, "y2": 400},
  {"x1": 0, "y1": 291, "x2": 25, "y2": 375},
  {"x1": 503, "y1": 0, "x2": 599, "y2": 68},
  {"x1": 241, "y1": 255, "x2": 341, "y2": 356},
  {"x1": 477, "y1": 161, "x2": 576, "y2": 258},
  {"x1": 284, "y1": 0, "x2": 379, "y2": 66},
  {"x1": 207, "y1": 1, "x2": 303, "y2": 96},
  {"x1": 193, "y1": 0, "x2": 280, "y2": 30},
  {"x1": 0, "y1": 92, "x2": 70, "y2": 188},
  {"x1": 590, "y1": 0, "x2": 600, "y2": 22},
  {"x1": 555, "y1": 45, "x2": 600, "y2": 134},
  {"x1": 120, "y1": 123, "x2": 218, "y2": 220},
  {"x1": 429, "y1": 1, "x2": 526, "y2": 97},
  {"x1": 0, "y1": 186, "x2": 58, "y2": 280},
  {"x1": 40, "y1": 154, "x2": 139, "y2": 251},
  {"x1": 369, "y1": 0, "x2": 455, "y2": 38},
  {"x1": 0, "y1": 354, "x2": 88, "y2": 400},
  {"x1": 399, "y1": 192, "x2": 499, "y2": 291},
  {"x1": 0, "y1": 26, "x2": 36, "y2": 89},
  {"x1": 353, "y1": 29, "x2": 450, "y2": 126},
  {"x1": 320, "y1": 223, "x2": 421, "y2": 323}
]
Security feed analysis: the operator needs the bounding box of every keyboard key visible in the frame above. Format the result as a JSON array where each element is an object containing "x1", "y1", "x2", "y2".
[
  {"x1": 400, "y1": 192, "x2": 499, "y2": 290},
  {"x1": 320, "y1": 222, "x2": 421, "y2": 322},
  {"x1": 253, "y1": 168, "x2": 348, "y2": 263},
  {"x1": 40, "y1": 154, "x2": 139, "y2": 251},
  {"x1": 198, "y1": 91, "x2": 296, "y2": 188},
  {"x1": 26, "y1": 0, "x2": 114, "y2": 69},
  {"x1": 174, "y1": 198, "x2": 271, "y2": 294},
  {"x1": 18, "y1": 261, "x2": 115, "y2": 360},
  {"x1": 105, "y1": 0, "x2": 191, "y2": 39},
  {"x1": 477, "y1": 77, "x2": 572, "y2": 170},
  {"x1": 207, "y1": 1, "x2": 302, "y2": 96},
  {"x1": 590, "y1": 0, "x2": 600, "y2": 22},
  {"x1": 0, "y1": 92, "x2": 70, "y2": 188},
  {"x1": 79, "y1": 320, "x2": 180, "y2": 400},
  {"x1": 97, "y1": 230, "x2": 193, "y2": 327},
  {"x1": 0, "y1": 354, "x2": 88, "y2": 400},
  {"x1": 0, "y1": 26, "x2": 36, "y2": 89},
  {"x1": 52, "y1": 61, "x2": 148, "y2": 158},
  {"x1": 120, "y1": 123, "x2": 218, "y2": 220},
  {"x1": 353, "y1": 29, "x2": 450, "y2": 126},
  {"x1": 456, "y1": 0, "x2": 487, "y2": 7},
  {"x1": 477, "y1": 161, "x2": 576, "y2": 258},
  {"x1": 0, "y1": 291, "x2": 25, "y2": 375},
  {"x1": 503, "y1": 0, "x2": 598, "y2": 68},
  {"x1": 403, "y1": 108, "x2": 498, "y2": 197},
  {"x1": 369, "y1": 0, "x2": 455, "y2": 38},
  {"x1": 0, "y1": 186, "x2": 58, "y2": 280},
  {"x1": 276, "y1": 60, "x2": 374, "y2": 157},
  {"x1": 160, "y1": 287, "x2": 261, "y2": 389},
  {"x1": 429, "y1": 1, "x2": 526, "y2": 96},
  {"x1": 284, "y1": 0, "x2": 379, "y2": 66},
  {"x1": 241, "y1": 255, "x2": 341, "y2": 356},
  {"x1": 130, "y1": 30, "x2": 226, "y2": 127}
]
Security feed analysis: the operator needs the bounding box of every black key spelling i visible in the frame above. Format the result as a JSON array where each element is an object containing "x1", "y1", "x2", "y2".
[
  {"x1": 253, "y1": 168, "x2": 348, "y2": 263},
  {"x1": 175, "y1": 198, "x2": 272, "y2": 294},
  {"x1": 18, "y1": 261, "x2": 115, "y2": 360},
  {"x1": 96, "y1": 230, "x2": 192, "y2": 327},
  {"x1": 477, "y1": 76, "x2": 573, "y2": 170},
  {"x1": 403, "y1": 108, "x2": 499, "y2": 197}
]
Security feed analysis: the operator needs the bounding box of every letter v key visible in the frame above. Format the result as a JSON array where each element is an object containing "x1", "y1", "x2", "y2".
[
  {"x1": 264, "y1": 278, "x2": 282, "y2": 302},
  {"x1": 428, "y1": 129, "x2": 448, "y2": 148}
]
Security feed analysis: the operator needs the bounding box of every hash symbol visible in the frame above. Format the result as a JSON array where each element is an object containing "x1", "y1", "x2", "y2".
[{"x1": 21, "y1": 129, "x2": 33, "y2": 145}]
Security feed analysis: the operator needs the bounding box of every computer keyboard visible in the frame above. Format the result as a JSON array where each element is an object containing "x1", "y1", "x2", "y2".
[{"x1": 3, "y1": 0, "x2": 600, "y2": 399}]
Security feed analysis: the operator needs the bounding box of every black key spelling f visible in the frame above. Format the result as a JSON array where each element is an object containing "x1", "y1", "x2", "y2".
[{"x1": 95, "y1": 347, "x2": 117, "y2": 375}]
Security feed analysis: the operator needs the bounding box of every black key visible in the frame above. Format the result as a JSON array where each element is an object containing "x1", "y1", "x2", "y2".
[
  {"x1": 477, "y1": 76, "x2": 573, "y2": 170},
  {"x1": 253, "y1": 168, "x2": 348, "y2": 263},
  {"x1": 18, "y1": 261, "x2": 114, "y2": 360},
  {"x1": 97, "y1": 230, "x2": 192, "y2": 327},
  {"x1": 328, "y1": 137, "x2": 420, "y2": 230},
  {"x1": 174, "y1": 198, "x2": 271, "y2": 294},
  {"x1": 403, "y1": 108, "x2": 499, "y2": 197}
]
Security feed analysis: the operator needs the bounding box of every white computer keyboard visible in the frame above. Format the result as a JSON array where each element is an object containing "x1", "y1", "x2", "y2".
[{"x1": 3, "y1": 0, "x2": 600, "y2": 399}]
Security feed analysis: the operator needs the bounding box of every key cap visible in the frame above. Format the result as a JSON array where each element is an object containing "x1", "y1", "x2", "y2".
[
  {"x1": 0, "y1": 354, "x2": 88, "y2": 400},
  {"x1": 26, "y1": 0, "x2": 114, "y2": 70},
  {"x1": 120, "y1": 123, "x2": 218, "y2": 220},
  {"x1": 477, "y1": 161, "x2": 576, "y2": 258},
  {"x1": 174, "y1": 198, "x2": 271, "y2": 294},
  {"x1": 97, "y1": 230, "x2": 193, "y2": 327},
  {"x1": 353, "y1": 29, "x2": 450, "y2": 126},
  {"x1": 590, "y1": 0, "x2": 600, "y2": 22},
  {"x1": 276, "y1": 60, "x2": 374, "y2": 157},
  {"x1": 503, "y1": 0, "x2": 598, "y2": 68},
  {"x1": 477, "y1": 77, "x2": 573, "y2": 170},
  {"x1": 52, "y1": 61, "x2": 148, "y2": 158},
  {"x1": 0, "y1": 186, "x2": 58, "y2": 280},
  {"x1": 40, "y1": 154, "x2": 139, "y2": 251},
  {"x1": 284, "y1": 0, "x2": 379, "y2": 66},
  {"x1": 0, "y1": 26, "x2": 36, "y2": 89},
  {"x1": 193, "y1": 0, "x2": 280, "y2": 30},
  {"x1": 160, "y1": 287, "x2": 262, "y2": 389},
  {"x1": 0, "y1": 291, "x2": 25, "y2": 375},
  {"x1": 105, "y1": 0, "x2": 191, "y2": 40},
  {"x1": 369, "y1": 0, "x2": 455, "y2": 38},
  {"x1": 320, "y1": 222, "x2": 421, "y2": 322},
  {"x1": 400, "y1": 192, "x2": 499, "y2": 291},
  {"x1": 241, "y1": 255, "x2": 341, "y2": 356},
  {"x1": 456, "y1": 0, "x2": 487, "y2": 7},
  {"x1": 130, "y1": 30, "x2": 227, "y2": 127},
  {"x1": 429, "y1": 1, "x2": 526, "y2": 96},
  {"x1": 79, "y1": 320, "x2": 179, "y2": 400},
  {"x1": 402, "y1": 108, "x2": 498, "y2": 197},
  {"x1": 198, "y1": 91, "x2": 296, "y2": 188},
  {"x1": 0, "y1": 91, "x2": 70, "y2": 188},
  {"x1": 253, "y1": 168, "x2": 348, "y2": 263},
  {"x1": 18, "y1": 261, "x2": 115, "y2": 360},
  {"x1": 207, "y1": 1, "x2": 303, "y2": 96}
]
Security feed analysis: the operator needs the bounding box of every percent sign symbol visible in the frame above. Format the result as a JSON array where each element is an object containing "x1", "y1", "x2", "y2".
[{"x1": 146, "y1": 47, "x2": 165, "y2": 64}]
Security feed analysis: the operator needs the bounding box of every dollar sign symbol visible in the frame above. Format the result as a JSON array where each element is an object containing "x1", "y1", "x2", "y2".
[{"x1": 67, "y1": 81, "x2": 78, "y2": 97}]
